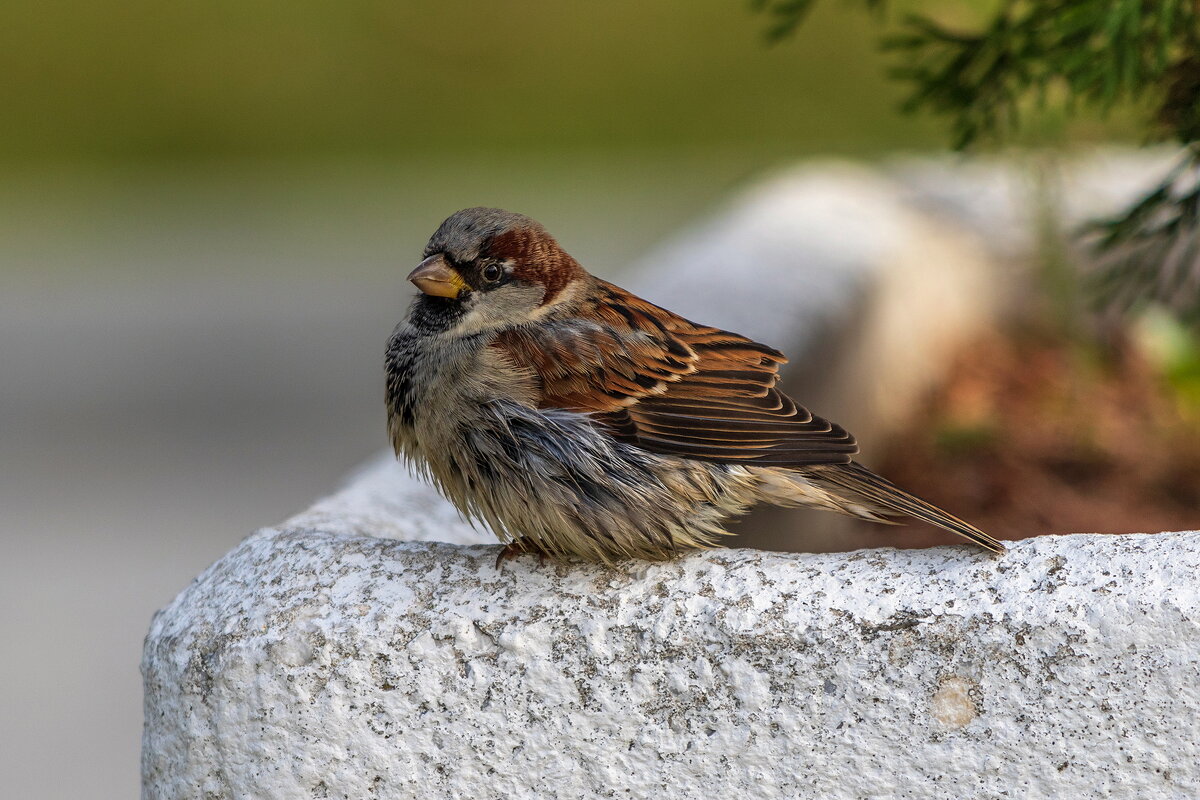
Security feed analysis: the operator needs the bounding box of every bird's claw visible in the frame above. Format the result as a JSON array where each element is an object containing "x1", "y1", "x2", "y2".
[{"x1": 495, "y1": 539, "x2": 549, "y2": 569}]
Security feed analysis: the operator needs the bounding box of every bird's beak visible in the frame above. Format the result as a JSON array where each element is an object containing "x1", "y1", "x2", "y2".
[{"x1": 407, "y1": 254, "x2": 468, "y2": 298}]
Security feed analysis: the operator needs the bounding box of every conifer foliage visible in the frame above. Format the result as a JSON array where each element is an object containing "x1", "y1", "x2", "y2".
[{"x1": 753, "y1": 0, "x2": 1200, "y2": 321}]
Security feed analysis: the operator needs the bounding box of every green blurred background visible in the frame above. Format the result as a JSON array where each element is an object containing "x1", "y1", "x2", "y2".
[
  {"x1": 0, "y1": 2, "x2": 1135, "y2": 798},
  {"x1": 3, "y1": 0, "x2": 940, "y2": 161}
]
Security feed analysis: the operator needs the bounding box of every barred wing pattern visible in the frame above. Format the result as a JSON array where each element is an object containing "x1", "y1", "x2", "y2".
[{"x1": 493, "y1": 281, "x2": 858, "y2": 467}]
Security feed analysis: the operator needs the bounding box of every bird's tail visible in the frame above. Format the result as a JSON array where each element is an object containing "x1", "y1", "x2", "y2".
[{"x1": 802, "y1": 461, "x2": 1006, "y2": 554}]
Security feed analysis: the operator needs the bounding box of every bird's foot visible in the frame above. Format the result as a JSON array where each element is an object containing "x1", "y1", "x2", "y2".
[{"x1": 494, "y1": 538, "x2": 550, "y2": 570}]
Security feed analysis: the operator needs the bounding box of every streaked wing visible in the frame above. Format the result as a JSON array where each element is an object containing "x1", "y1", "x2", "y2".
[{"x1": 492, "y1": 280, "x2": 857, "y2": 466}]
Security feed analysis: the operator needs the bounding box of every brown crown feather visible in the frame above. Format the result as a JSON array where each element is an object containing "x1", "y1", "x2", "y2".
[{"x1": 487, "y1": 226, "x2": 585, "y2": 305}]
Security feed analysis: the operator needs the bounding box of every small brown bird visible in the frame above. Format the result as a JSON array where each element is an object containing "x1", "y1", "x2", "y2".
[{"x1": 386, "y1": 207, "x2": 1005, "y2": 564}]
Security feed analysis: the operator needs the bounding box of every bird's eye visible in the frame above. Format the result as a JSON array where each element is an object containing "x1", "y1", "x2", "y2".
[{"x1": 482, "y1": 263, "x2": 504, "y2": 284}]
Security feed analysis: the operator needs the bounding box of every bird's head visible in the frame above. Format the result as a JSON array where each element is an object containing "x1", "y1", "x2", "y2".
[{"x1": 407, "y1": 207, "x2": 586, "y2": 334}]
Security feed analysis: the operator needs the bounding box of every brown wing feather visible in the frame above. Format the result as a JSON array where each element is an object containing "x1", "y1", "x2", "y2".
[{"x1": 492, "y1": 280, "x2": 857, "y2": 467}]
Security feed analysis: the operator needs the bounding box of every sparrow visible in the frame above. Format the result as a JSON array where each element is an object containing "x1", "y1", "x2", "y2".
[{"x1": 386, "y1": 207, "x2": 1005, "y2": 565}]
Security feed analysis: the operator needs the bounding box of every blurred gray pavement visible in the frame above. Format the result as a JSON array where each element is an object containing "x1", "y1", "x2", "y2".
[{"x1": 2, "y1": 276, "x2": 394, "y2": 797}]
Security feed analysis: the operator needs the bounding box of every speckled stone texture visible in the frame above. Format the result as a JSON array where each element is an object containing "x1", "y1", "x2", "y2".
[{"x1": 143, "y1": 530, "x2": 1200, "y2": 799}]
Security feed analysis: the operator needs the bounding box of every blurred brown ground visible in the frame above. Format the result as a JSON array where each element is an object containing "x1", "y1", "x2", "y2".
[{"x1": 874, "y1": 331, "x2": 1200, "y2": 548}]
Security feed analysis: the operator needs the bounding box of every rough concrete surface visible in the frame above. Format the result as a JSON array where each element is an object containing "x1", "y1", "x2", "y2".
[{"x1": 143, "y1": 529, "x2": 1200, "y2": 799}]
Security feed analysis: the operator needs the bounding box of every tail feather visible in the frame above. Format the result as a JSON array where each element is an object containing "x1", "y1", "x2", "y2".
[{"x1": 806, "y1": 461, "x2": 1006, "y2": 554}]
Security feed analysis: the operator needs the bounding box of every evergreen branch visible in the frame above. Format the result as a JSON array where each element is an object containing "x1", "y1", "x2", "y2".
[
  {"x1": 1086, "y1": 147, "x2": 1200, "y2": 323},
  {"x1": 750, "y1": 0, "x2": 883, "y2": 43},
  {"x1": 885, "y1": 1, "x2": 1197, "y2": 149},
  {"x1": 753, "y1": 0, "x2": 1200, "y2": 322}
]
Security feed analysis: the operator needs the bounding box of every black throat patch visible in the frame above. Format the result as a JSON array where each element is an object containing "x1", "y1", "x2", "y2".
[{"x1": 407, "y1": 294, "x2": 468, "y2": 334}]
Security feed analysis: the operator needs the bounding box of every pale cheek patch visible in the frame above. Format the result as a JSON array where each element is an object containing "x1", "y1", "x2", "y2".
[{"x1": 453, "y1": 284, "x2": 546, "y2": 335}]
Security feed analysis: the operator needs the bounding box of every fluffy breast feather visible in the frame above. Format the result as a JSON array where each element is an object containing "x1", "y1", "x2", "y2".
[{"x1": 385, "y1": 322, "x2": 767, "y2": 562}]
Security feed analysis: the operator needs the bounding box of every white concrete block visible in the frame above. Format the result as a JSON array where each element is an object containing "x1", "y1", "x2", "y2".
[{"x1": 143, "y1": 530, "x2": 1200, "y2": 799}]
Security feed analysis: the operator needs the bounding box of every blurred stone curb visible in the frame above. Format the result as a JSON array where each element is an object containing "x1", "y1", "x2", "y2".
[{"x1": 143, "y1": 156, "x2": 1198, "y2": 799}]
